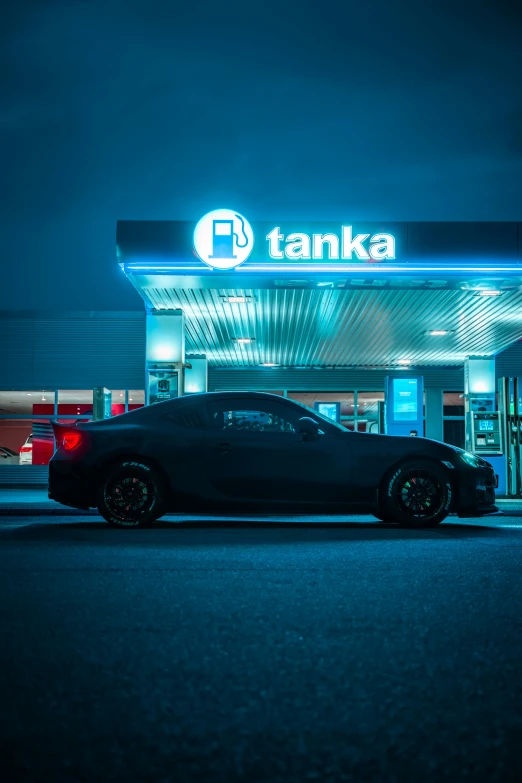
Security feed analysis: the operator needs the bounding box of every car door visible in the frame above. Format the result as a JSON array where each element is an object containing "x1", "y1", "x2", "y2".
[
  {"x1": 203, "y1": 396, "x2": 354, "y2": 506},
  {"x1": 146, "y1": 398, "x2": 209, "y2": 503}
]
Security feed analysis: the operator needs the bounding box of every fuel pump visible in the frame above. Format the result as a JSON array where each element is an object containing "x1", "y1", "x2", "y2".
[
  {"x1": 498, "y1": 377, "x2": 522, "y2": 497},
  {"x1": 464, "y1": 392, "x2": 503, "y2": 456}
]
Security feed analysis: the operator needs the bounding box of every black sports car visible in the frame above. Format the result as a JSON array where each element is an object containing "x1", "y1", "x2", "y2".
[{"x1": 48, "y1": 391, "x2": 497, "y2": 528}]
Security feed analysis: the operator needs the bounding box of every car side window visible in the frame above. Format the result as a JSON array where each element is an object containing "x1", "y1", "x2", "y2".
[
  {"x1": 209, "y1": 401, "x2": 298, "y2": 433},
  {"x1": 166, "y1": 402, "x2": 207, "y2": 429}
]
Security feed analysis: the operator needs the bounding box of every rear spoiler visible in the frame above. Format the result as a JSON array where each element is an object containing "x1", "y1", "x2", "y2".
[
  {"x1": 50, "y1": 419, "x2": 81, "y2": 433},
  {"x1": 50, "y1": 420, "x2": 87, "y2": 451}
]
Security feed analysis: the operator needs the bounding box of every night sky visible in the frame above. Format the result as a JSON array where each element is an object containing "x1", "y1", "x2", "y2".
[{"x1": 1, "y1": 0, "x2": 521, "y2": 311}]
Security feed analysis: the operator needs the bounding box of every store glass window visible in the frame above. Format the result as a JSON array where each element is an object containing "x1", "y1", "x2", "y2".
[
  {"x1": 0, "y1": 389, "x2": 148, "y2": 468},
  {"x1": 443, "y1": 390, "x2": 465, "y2": 449},
  {"x1": 57, "y1": 389, "x2": 93, "y2": 421},
  {"x1": 357, "y1": 392, "x2": 384, "y2": 417},
  {"x1": 287, "y1": 392, "x2": 355, "y2": 416},
  {"x1": 0, "y1": 389, "x2": 55, "y2": 415},
  {"x1": 128, "y1": 390, "x2": 145, "y2": 409},
  {"x1": 0, "y1": 391, "x2": 57, "y2": 467},
  {"x1": 111, "y1": 390, "x2": 126, "y2": 417},
  {"x1": 0, "y1": 419, "x2": 54, "y2": 465},
  {"x1": 443, "y1": 391, "x2": 465, "y2": 417},
  {"x1": 356, "y1": 419, "x2": 381, "y2": 434}
]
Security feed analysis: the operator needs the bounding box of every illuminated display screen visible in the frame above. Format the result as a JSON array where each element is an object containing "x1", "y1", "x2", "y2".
[
  {"x1": 478, "y1": 420, "x2": 494, "y2": 432},
  {"x1": 392, "y1": 379, "x2": 418, "y2": 421},
  {"x1": 316, "y1": 402, "x2": 339, "y2": 422}
]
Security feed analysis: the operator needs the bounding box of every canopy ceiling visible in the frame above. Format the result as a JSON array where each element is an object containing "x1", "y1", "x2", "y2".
[{"x1": 124, "y1": 276, "x2": 522, "y2": 367}]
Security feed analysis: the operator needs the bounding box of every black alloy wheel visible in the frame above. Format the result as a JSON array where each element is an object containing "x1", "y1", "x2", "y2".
[
  {"x1": 97, "y1": 461, "x2": 165, "y2": 527},
  {"x1": 397, "y1": 469, "x2": 444, "y2": 515},
  {"x1": 381, "y1": 460, "x2": 452, "y2": 527}
]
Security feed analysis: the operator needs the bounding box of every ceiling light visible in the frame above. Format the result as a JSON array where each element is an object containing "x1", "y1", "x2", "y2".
[
  {"x1": 225, "y1": 296, "x2": 247, "y2": 303},
  {"x1": 475, "y1": 290, "x2": 503, "y2": 297},
  {"x1": 236, "y1": 338, "x2": 252, "y2": 344},
  {"x1": 261, "y1": 363, "x2": 279, "y2": 367},
  {"x1": 397, "y1": 359, "x2": 411, "y2": 365},
  {"x1": 428, "y1": 330, "x2": 451, "y2": 336}
]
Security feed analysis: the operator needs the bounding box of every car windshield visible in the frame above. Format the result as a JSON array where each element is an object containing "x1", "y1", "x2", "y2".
[{"x1": 289, "y1": 399, "x2": 347, "y2": 432}]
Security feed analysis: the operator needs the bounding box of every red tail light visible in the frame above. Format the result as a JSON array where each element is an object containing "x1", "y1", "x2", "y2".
[
  {"x1": 20, "y1": 445, "x2": 32, "y2": 453},
  {"x1": 62, "y1": 431, "x2": 82, "y2": 451}
]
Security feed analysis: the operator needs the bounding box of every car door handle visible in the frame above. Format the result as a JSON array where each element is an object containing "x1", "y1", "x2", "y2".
[{"x1": 211, "y1": 441, "x2": 231, "y2": 451}]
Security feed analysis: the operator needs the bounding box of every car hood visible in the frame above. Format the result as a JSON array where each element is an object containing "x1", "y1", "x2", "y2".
[
  {"x1": 351, "y1": 432, "x2": 492, "y2": 468},
  {"x1": 348, "y1": 431, "x2": 464, "y2": 460}
]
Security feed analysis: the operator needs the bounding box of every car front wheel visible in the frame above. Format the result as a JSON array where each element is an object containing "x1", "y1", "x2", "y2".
[
  {"x1": 97, "y1": 460, "x2": 166, "y2": 528},
  {"x1": 380, "y1": 460, "x2": 452, "y2": 528}
]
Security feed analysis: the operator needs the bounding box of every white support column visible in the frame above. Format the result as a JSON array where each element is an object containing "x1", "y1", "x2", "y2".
[
  {"x1": 184, "y1": 354, "x2": 208, "y2": 394},
  {"x1": 145, "y1": 309, "x2": 185, "y2": 404},
  {"x1": 146, "y1": 309, "x2": 185, "y2": 364},
  {"x1": 464, "y1": 357, "x2": 496, "y2": 398}
]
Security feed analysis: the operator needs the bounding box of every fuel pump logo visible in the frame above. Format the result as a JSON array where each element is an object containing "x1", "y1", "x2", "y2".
[{"x1": 193, "y1": 209, "x2": 254, "y2": 269}]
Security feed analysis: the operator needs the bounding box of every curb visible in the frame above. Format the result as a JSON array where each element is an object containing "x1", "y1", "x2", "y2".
[{"x1": 0, "y1": 507, "x2": 98, "y2": 516}]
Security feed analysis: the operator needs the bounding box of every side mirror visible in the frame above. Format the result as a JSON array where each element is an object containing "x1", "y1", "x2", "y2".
[{"x1": 298, "y1": 417, "x2": 319, "y2": 440}]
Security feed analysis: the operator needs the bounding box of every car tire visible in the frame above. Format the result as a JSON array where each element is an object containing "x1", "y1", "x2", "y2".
[
  {"x1": 380, "y1": 460, "x2": 452, "y2": 528},
  {"x1": 97, "y1": 460, "x2": 166, "y2": 528}
]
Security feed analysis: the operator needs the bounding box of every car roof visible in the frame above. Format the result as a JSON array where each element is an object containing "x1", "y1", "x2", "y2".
[
  {"x1": 184, "y1": 391, "x2": 297, "y2": 406},
  {"x1": 82, "y1": 391, "x2": 292, "y2": 429}
]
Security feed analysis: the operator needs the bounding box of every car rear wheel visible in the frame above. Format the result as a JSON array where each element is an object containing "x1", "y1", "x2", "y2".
[
  {"x1": 97, "y1": 461, "x2": 166, "y2": 528},
  {"x1": 380, "y1": 460, "x2": 452, "y2": 528}
]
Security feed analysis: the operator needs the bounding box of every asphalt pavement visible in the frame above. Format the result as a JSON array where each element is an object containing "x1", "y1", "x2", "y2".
[{"x1": 1, "y1": 513, "x2": 522, "y2": 782}]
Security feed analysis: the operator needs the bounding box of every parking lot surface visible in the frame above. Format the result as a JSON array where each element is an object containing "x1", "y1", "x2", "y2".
[{"x1": 1, "y1": 513, "x2": 522, "y2": 782}]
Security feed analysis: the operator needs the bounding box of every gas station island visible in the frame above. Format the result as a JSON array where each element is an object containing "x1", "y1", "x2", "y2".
[{"x1": 2, "y1": 211, "x2": 522, "y2": 496}]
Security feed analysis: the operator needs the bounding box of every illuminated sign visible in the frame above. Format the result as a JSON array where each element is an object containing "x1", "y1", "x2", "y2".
[
  {"x1": 266, "y1": 226, "x2": 395, "y2": 261},
  {"x1": 193, "y1": 210, "x2": 395, "y2": 269},
  {"x1": 193, "y1": 209, "x2": 255, "y2": 269},
  {"x1": 315, "y1": 401, "x2": 340, "y2": 423},
  {"x1": 392, "y1": 379, "x2": 418, "y2": 421}
]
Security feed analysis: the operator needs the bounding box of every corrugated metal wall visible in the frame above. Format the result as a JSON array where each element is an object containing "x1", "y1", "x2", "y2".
[
  {"x1": 208, "y1": 339, "x2": 522, "y2": 391},
  {"x1": 208, "y1": 367, "x2": 466, "y2": 391},
  {"x1": 496, "y1": 339, "x2": 522, "y2": 379},
  {"x1": 0, "y1": 466, "x2": 49, "y2": 487},
  {"x1": 0, "y1": 312, "x2": 146, "y2": 389}
]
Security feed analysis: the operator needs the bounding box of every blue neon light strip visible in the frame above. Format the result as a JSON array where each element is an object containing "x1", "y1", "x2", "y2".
[
  {"x1": 125, "y1": 263, "x2": 522, "y2": 273},
  {"x1": 237, "y1": 265, "x2": 522, "y2": 273}
]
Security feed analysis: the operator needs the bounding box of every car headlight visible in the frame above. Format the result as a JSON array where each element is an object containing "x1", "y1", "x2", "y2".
[{"x1": 460, "y1": 451, "x2": 480, "y2": 467}]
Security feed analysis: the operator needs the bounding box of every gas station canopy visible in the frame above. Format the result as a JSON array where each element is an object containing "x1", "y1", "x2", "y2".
[{"x1": 118, "y1": 216, "x2": 522, "y2": 367}]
